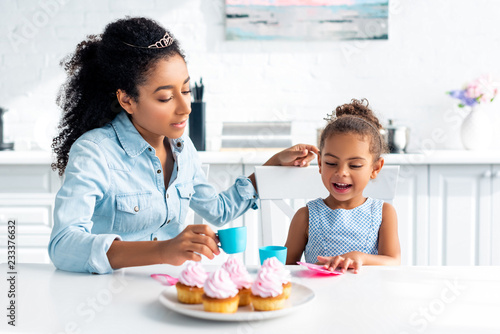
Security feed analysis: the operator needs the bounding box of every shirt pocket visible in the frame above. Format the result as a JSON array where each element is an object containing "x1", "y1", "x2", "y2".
[
  {"x1": 114, "y1": 191, "x2": 153, "y2": 233},
  {"x1": 175, "y1": 182, "x2": 195, "y2": 225}
]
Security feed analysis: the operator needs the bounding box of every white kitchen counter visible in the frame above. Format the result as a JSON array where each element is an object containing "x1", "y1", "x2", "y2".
[{"x1": 2, "y1": 149, "x2": 500, "y2": 165}]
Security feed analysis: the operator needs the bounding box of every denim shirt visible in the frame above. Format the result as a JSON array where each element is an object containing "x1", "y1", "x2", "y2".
[{"x1": 49, "y1": 111, "x2": 258, "y2": 274}]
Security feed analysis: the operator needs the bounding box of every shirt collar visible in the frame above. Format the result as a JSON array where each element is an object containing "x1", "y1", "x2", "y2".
[
  {"x1": 111, "y1": 111, "x2": 150, "y2": 158},
  {"x1": 111, "y1": 111, "x2": 186, "y2": 157}
]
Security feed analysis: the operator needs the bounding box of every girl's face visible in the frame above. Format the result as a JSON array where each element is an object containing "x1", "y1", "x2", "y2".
[
  {"x1": 318, "y1": 132, "x2": 383, "y2": 208},
  {"x1": 120, "y1": 54, "x2": 192, "y2": 143}
]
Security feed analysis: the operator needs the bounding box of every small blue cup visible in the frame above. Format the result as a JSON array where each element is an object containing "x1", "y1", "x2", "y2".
[
  {"x1": 259, "y1": 246, "x2": 287, "y2": 265},
  {"x1": 217, "y1": 226, "x2": 247, "y2": 254}
]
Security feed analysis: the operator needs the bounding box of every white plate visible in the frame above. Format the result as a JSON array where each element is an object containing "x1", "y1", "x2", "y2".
[{"x1": 158, "y1": 283, "x2": 315, "y2": 321}]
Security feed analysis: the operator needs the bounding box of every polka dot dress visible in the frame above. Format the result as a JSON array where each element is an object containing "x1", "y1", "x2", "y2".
[{"x1": 304, "y1": 197, "x2": 383, "y2": 263}]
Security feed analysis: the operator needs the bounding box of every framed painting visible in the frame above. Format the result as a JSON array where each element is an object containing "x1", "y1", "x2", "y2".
[{"x1": 225, "y1": 0, "x2": 388, "y2": 41}]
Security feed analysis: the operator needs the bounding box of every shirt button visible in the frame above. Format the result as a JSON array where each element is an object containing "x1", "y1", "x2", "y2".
[
  {"x1": 134, "y1": 206, "x2": 139, "y2": 212},
  {"x1": 153, "y1": 237, "x2": 158, "y2": 241},
  {"x1": 167, "y1": 219, "x2": 171, "y2": 224},
  {"x1": 176, "y1": 142, "x2": 182, "y2": 148},
  {"x1": 157, "y1": 169, "x2": 161, "y2": 174},
  {"x1": 166, "y1": 194, "x2": 169, "y2": 199},
  {"x1": 148, "y1": 148, "x2": 152, "y2": 152}
]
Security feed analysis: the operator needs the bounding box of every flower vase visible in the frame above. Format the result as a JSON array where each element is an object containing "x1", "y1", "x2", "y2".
[{"x1": 460, "y1": 105, "x2": 492, "y2": 150}]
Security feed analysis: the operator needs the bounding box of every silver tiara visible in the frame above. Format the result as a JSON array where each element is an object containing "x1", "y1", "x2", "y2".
[
  {"x1": 122, "y1": 32, "x2": 174, "y2": 49},
  {"x1": 324, "y1": 111, "x2": 336, "y2": 122}
]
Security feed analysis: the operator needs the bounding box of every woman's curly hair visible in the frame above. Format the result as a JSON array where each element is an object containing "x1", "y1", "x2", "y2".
[
  {"x1": 319, "y1": 98, "x2": 388, "y2": 162},
  {"x1": 51, "y1": 17, "x2": 185, "y2": 176}
]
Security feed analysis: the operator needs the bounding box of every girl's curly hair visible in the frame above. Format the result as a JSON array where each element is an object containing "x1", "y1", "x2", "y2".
[
  {"x1": 319, "y1": 98, "x2": 388, "y2": 162},
  {"x1": 51, "y1": 17, "x2": 185, "y2": 176}
]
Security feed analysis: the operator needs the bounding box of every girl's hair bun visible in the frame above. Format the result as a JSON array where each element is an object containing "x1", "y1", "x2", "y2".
[{"x1": 334, "y1": 98, "x2": 383, "y2": 130}]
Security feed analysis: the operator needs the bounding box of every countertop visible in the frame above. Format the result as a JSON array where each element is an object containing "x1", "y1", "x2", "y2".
[
  {"x1": 1, "y1": 263, "x2": 499, "y2": 334},
  {"x1": 1, "y1": 149, "x2": 500, "y2": 165}
]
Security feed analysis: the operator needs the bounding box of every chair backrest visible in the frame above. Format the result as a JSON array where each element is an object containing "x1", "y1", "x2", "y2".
[
  {"x1": 193, "y1": 164, "x2": 210, "y2": 225},
  {"x1": 255, "y1": 165, "x2": 399, "y2": 247}
]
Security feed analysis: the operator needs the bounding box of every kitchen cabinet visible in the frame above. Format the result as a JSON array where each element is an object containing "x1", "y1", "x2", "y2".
[
  {"x1": 0, "y1": 164, "x2": 60, "y2": 263},
  {"x1": 429, "y1": 164, "x2": 500, "y2": 265},
  {"x1": 493, "y1": 165, "x2": 500, "y2": 265},
  {"x1": 392, "y1": 165, "x2": 429, "y2": 265}
]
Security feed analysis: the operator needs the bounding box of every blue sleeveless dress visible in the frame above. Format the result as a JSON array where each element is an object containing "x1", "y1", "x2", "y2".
[{"x1": 304, "y1": 197, "x2": 384, "y2": 263}]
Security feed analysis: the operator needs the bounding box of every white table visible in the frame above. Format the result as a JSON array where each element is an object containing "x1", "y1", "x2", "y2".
[{"x1": 1, "y1": 264, "x2": 499, "y2": 334}]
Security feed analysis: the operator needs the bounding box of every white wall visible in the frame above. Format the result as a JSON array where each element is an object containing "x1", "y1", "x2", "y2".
[{"x1": 1, "y1": 0, "x2": 500, "y2": 153}]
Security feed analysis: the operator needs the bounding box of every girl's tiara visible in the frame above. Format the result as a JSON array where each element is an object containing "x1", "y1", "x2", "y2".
[
  {"x1": 122, "y1": 32, "x2": 174, "y2": 49},
  {"x1": 324, "y1": 111, "x2": 336, "y2": 122}
]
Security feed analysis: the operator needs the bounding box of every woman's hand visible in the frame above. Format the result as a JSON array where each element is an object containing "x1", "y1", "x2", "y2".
[
  {"x1": 265, "y1": 144, "x2": 319, "y2": 167},
  {"x1": 159, "y1": 225, "x2": 220, "y2": 265},
  {"x1": 317, "y1": 251, "x2": 365, "y2": 274}
]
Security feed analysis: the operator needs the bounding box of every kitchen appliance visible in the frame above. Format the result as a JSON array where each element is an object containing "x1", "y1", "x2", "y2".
[
  {"x1": 0, "y1": 107, "x2": 14, "y2": 151},
  {"x1": 220, "y1": 121, "x2": 292, "y2": 150},
  {"x1": 189, "y1": 102, "x2": 206, "y2": 151},
  {"x1": 381, "y1": 119, "x2": 409, "y2": 154}
]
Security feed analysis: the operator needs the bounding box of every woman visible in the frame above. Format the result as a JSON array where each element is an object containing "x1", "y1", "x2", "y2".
[{"x1": 49, "y1": 17, "x2": 318, "y2": 274}]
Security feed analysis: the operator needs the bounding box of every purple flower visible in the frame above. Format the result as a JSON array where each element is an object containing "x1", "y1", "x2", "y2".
[{"x1": 448, "y1": 89, "x2": 478, "y2": 107}]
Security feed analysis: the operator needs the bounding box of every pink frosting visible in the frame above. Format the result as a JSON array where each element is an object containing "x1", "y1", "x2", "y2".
[
  {"x1": 203, "y1": 268, "x2": 239, "y2": 299},
  {"x1": 262, "y1": 257, "x2": 291, "y2": 284},
  {"x1": 222, "y1": 256, "x2": 252, "y2": 289},
  {"x1": 251, "y1": 267, "x2": 283, "y2": 298},
  {"x1": 178, "y1": 262, "x2": 207, "y2": 288}
]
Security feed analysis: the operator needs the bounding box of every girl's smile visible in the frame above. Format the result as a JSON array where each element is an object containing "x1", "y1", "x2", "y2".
[{"x1": 332, "y1": 182, "x2": 352, "y2": 193}]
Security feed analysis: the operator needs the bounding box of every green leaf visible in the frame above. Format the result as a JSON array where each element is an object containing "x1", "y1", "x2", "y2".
[{"x1": 458, "y1": 103, "x2": 465, "y2": 108}]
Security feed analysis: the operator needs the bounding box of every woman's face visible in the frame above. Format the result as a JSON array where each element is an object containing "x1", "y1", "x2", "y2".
[
  {"x1": 123, "y1": 54, "x2": 191, "y2": 142},
  {"x1": 318, "y1": 132, "x2": 383, "y2": 207}
]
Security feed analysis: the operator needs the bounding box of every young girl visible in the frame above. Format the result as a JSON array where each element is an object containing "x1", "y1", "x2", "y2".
[
  {"x1": 285, "y1": 99, "x2": 400, "y2": 273},
  {"x1": 49, "y1": 17, "x2": 318, "y2": 274}
]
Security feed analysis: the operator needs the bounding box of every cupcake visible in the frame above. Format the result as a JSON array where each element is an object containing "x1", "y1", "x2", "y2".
[
  {"x1": 250, "y1": 267, "x2": 285, "y2": 311},
  {"x1": 202, "y1": 268, "x2": 240, "y2": 313},
  {"x1": 222, "y1": 256, "x2": 253, "y2": 306},
  {"x1": 175, "y1": 262, "x2": 208, "y2": 304},
  {"x1": 262, "y1": 257, "x2": 292, "y2": 299}
]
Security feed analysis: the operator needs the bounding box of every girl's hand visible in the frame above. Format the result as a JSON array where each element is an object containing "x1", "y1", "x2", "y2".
[
  {"x1": 159, "y1": 225, "x2": 220, "y2": 265},
  {"x1": 265, "y1": 144, "x2": 319, "y2": 167},
  {"x1": 317, "y1": 251, "x2": 365, "y2": 274}
]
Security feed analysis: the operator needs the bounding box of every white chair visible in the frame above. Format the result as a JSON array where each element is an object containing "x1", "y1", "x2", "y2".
[{"x1": 255, "y1": 165, "x2": 400, "y2": 247}]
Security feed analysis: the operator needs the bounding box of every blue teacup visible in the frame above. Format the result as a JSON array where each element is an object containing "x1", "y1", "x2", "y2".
[
  {"x1": 259, "y1": 246, "x2": 287, "y2": 265},
  {"x1": 217, "y1": 226, "x2": 247, "y2": 254}
]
